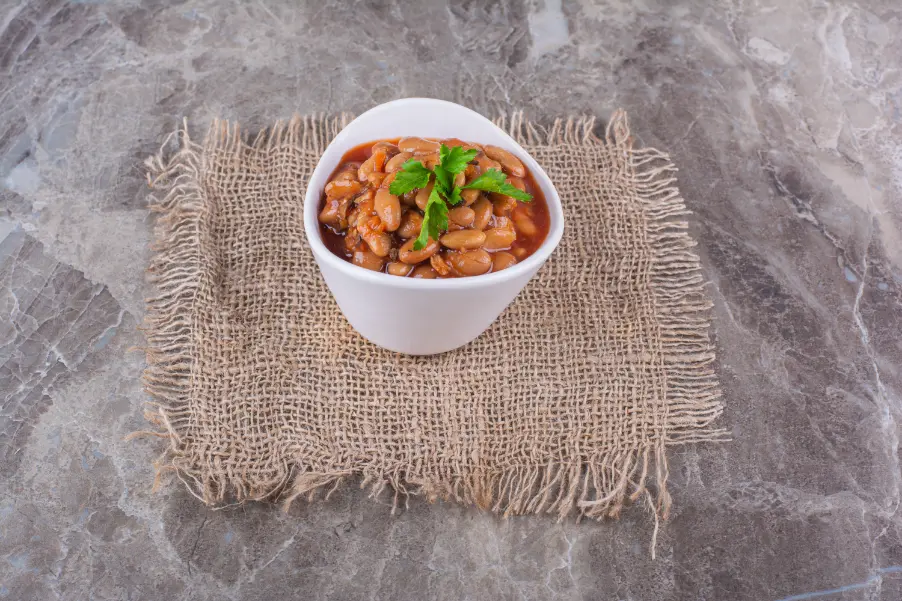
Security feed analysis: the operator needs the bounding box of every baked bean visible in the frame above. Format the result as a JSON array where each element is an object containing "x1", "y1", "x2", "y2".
[
  {"x1": 397, "y1": 210, "x2": 423, "y2": 239},
  {"x1": 447, "y1": 249, "x2": 492, "y2": 276},
  {"x1": 493, "y1": 215, "x2": 514, "y2": 230},
  {"x1": 461, "y1": 166, "x2": 481, "y2": 204},
  {"x1": 484, "y1": 145, "x2": 526, "y2": 177},
  {"x1": 440, "y1": 229, "x2": 486, "y2": 250},
  {"x1": 418, "y1": 152, "x2": 441, "y2": 169},
  {"x1": 333, "y1": 165, "x2": 358, "y2": 182},
  {"x1": 356, "y1": 193, "x2": 375, "y2": 217},
  {"x1": 461, "y1": 188, "x2": 480, "y2": 205},
  {"x1": 385, "y1": 152, "x2": 413, "y2": 173},
  {"x1": 475, "y1": 154, "x2": 502, "y2": 174},
  {"x1": 337, "y1": 200, "x2": 352, "y2": 229},
  {"x1": 352, "y1": 245, "x2": 385, "y2": 271},
  {"x1": 372, "y1": 141, "x2": 399, "y2": 155},
  {"x1": 363, "y1": 231, "x2": 392, "y2": 257},
  {"x1": 325, "y1": 178, "x2": 363, "y2": 200},
  {"x1": 449, "y1": 206, "x2": 475, "y2": 227},
  {"x1": 358, "y1": 148, "x2": 387, "y2": 182},
  {"x1": 386, "y1": 262, "x2": 413, "y2": 277},
  {"x1": 483, "y1": 227, "x2": 517, "y2": 251},
  {"x1": 430, "y1": 253, "x2": 453, "y2": 276},
  {"x1": 415, "y1": 181, "x2": 434, "y2": 211},
  {"x1": 399, "y1": 237, "x2": 440, "y2": 264},
  {"x1": 380, "y1": 172, "x2": 396, "y2": 189},
  {"x1": 355, "y1": 188, "x2": 375, "y2": 206},
  {"x1": 511, "y1": 204, "x2": 530, "y2": 220},
  {"x1": 442, "y1": 138, "x2": 482, "y2": 151},
  {"x1": 493, "y1": 196, "x2": 517, "y2": 217},
  {"x1": 472, "y1": 197, "x2": 493, "y2": 230},
  {"x1": 374, "y1": 188, "x2": 401, "y2": 231},
  {"x1": 343, "y1": 230, "x2": 360, "y2": 252},
  {"x1": 492, "y1": 251, "x2": 518, "y2": 271},
  {"x1": 512, "y1": 211, "x2": 538, "y2": 237},
  {"x1": 319, "y1": 198, "x2": 350, "y2": 228},
  {"x1": 347, "y1": 208, "x2": 359, "y2": 229},
  {"x1": 399, "y1": 190, "x2": 417, "y2": 207},
  {"x1": 319, "y1": 138, "x2": 549, "y2": 278},
  {"x1": 399, "y1": 137, "x2": 440, "y2": 154},
  {"x1": 411, "y1": 264, "x2": 438, "y2": 279}
]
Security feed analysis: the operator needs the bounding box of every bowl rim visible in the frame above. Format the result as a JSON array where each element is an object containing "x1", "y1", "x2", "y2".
[{"x1": 303, "y1": 98, "x2": 565, "y2": 290}]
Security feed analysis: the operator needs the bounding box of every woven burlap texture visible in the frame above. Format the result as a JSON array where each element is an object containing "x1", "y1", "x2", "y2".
[{"x1": 142, "y1": 111, "x2": 725, "y2": 525}]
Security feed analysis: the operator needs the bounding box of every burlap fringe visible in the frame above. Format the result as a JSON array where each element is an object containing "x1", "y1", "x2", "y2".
[
  {"x1": 140, "y1": 114, "x2": 354, "y2": 505},
  {"x1": 140, "y1": 120, "x2": 202, "y2": 499},
  {"x1": 494, "y1": 110, "x2": 727, "y2": 555},
  {"x1": 141, "y1": 112, "x2": 725, "y2": 553}
]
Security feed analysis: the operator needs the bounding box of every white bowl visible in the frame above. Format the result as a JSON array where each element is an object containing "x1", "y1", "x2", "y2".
[{"x1": 303, "y1": 98, "x2": 564, "y2": 355}]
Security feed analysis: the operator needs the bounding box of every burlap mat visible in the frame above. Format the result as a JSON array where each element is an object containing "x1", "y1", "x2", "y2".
[{"x1": 142, "y1": 111, "x2": 725, "y2": 528}]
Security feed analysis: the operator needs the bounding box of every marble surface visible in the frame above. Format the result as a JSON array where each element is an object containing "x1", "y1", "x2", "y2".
[{"x1": 2, "y1": 0, "x2": 901, "y2": 599}]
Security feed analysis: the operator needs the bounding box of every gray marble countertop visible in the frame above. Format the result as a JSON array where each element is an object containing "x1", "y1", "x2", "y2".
[{"x1": 2, "y1": 1, "x2": 901, "y2": 599}]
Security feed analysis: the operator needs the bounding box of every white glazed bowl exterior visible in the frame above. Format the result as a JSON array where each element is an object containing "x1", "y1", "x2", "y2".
[{"x1": 303, "y1": 98, "x2": 564, "y2": 355}]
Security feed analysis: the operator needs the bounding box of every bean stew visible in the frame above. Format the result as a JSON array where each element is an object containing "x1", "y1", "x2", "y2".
[{"x1": 318, "y1": 138, "x2": 550, "y2": 278}]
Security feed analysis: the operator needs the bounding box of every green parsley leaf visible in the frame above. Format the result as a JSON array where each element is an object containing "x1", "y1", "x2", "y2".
[
  {"x1": 439, "y1": 144, "x2": 479, "y2": 175},
  {"x1": 389, "y1": 160, "x2": 431, "y2": 195},
  {"x1": 432, "y1": 164, "x2": 453, "y2": 197},
  {"x1": 462, "y1": 168, "x2": 533, "y2": 202},
  {"x1": 413, "y1": 186, "x2": 448, "y2": 251},
  {"x1": 391, "y1": 145, "x2": 530, "y2": 250},
  {"x1": 447, "y1": 186, "x2": 463, "y2": 206}
]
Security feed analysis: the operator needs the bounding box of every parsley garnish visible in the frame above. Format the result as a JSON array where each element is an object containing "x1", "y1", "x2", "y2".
[
  {"x1": 462, "y1": 169, "x2": 532, "y2": 202},
  {"x1": 389, "y1": 160, "x2": 431, "y2": 195},
  {"x1": 413, "y1": 186, "x2": 449, "y2": 251},
  {"x1": 389, "y1": 143, "x2": 533, "y2": 250},
  {"x1": 440, "y1": 145, "x2": 479, "y2": 174}
]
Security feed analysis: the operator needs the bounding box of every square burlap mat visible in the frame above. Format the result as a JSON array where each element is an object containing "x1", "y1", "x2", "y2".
[{"x1": 141, "y1": 111, "x2": 725, "y2": 528}]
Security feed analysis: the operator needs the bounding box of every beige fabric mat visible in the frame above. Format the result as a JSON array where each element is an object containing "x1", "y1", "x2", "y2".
[{"x1": 141, "y1": 111, "x2": 725, "y2": 528}]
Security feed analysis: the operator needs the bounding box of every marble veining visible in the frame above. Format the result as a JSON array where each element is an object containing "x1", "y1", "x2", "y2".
[{"x1": 1, "y1": 1, "x2": 901, "y2": 599}]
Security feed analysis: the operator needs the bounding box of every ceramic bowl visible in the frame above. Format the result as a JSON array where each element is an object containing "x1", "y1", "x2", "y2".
[{"x1": 303, "y1": 98, "x2": 564, "y2": 355}]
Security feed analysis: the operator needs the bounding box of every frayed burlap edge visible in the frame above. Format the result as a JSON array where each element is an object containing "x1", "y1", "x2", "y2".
[{"x1": 139, "y1": 111, "x2": 726, "y2": 547}]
